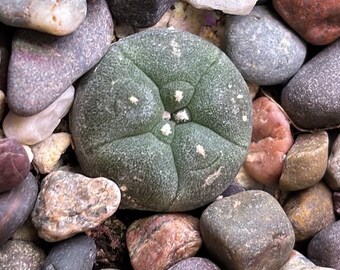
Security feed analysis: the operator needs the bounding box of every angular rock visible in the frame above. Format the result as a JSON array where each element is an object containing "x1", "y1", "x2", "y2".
[
  {"x1": 7, "y1": 0, "x2": 113, "y2": 116},
  {"x1": 280, "y1": 131, "x2": 328, "y2": 191},
  {"x1": 283, "y1": 182, "x2": 335, "y2": 241},
  {"x1": 0, "y1": 240, "x2": 45, "y2": 269},
  {"x1": 325, "y1": 134, "x2": 340, "y2": 190},
  {"x1": 0, "y1": 173, "x2": 38, "y2": 245},
  {"x1": 31, "y1": 171, "x2": 121, "y2": 242},
  {"x1": 126, "y1": 213, "x2": 202, "y2": 270},
  {"x1": 244, "y1": 97, "x2": 294, "y2": 185},
  {"x1": 225, "y1": 6, "x2": 307, "y2": 85},
  {"x1": 168, "y1": 257, "x2": 221, "y2": 270},
  {"x1": 42, "y1": 234, "x2": 96, "y2": 270},
  {"x1": 0, "y1": 138, "x2": 30, "y2": 193},
  {"x1": 107, "y1": 0, "x2": 175, "y2": 27},
  {"x1": 273, "y1": 0, "x2": 340, "y2": 45},
  {"x1": 281, "y1": 39, "x2": 340, "y2": 129},
  {"x1": 3, "y1": 85, "x2": 74, "y2": 145},
  {"x1": 200, "y1": 190, "x2": 295, "y2": 270}
]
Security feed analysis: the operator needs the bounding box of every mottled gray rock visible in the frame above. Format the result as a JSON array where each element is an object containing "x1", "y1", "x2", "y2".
[
  {"x1": 325, "y1": 134, "x2": 340, "y2": 190},
  {"x1": 281, "y1": 39, "x2": 340, "y2": 129},
  {"x1": 7, "y1": 0, "x2": 113, "y2": 116},
  {"x1": 42, "y1": 234, "x2": 96, "y2": 270},
  {"x1": 0, "y1": 0, "x2": 87, "y2": 36},
  {"x1": 225, "y1": 6, "x2": 306, "y2": 85},
  {"x1": 200, "y1": 190, "x2": 295, "y2": 270},
  {"x1": 0, "y1": 172, "x2": 38, "y2": 245},
  {"x1": 168, "y1": 257, "x2": 221, "y2": 270},
  {"x1": 0, "y1": 240, "x2": 45, "y2": 270},
  {"x1": 107, "y1": 0, "x2": 175, "y2": 27}
]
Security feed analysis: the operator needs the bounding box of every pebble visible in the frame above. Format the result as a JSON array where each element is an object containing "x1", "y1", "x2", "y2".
[
  {"x1": 0, "y1": 0, "x2": 87, "y2": 36},
  {"x1": 31, "y1": 132, "x2": 71, "y2": 174},
  {"x1": 200, "y1": 190, "x2": 295, "y2": 270},
  {"x1": 281, "y1": 39, "x2": 340, "y2": 129},
  {"x1": 280, "y1": 131, "x2": 329, "y2": 191},
  {"x1": 42, "y1": 234, "x2": 96, "y2": 270},
  {"x1": 0, "y1": 138, "x2": 30, "y2": 193},
  {"x1": 185, "y1": 0, "x2": 257, "y2": 15},
  {"x1": 221, "y1": 181, "x2": 245, "y2": 197},
  {"x1": 0, "y1": 240, "x2": 45, "y2": 270},
  {"x1": 224, "y1": 6, "x2": 307, "y2": 85},
  {"x1": 126, "y1": 213, "x2": 202, "y2": 270},
  {"x1": 234, "y1": 165, "x2": 265, "y2": 190},
  {"x1": 168, "y1": 257, "x2": 221, "y2": 270},
  {"x1": 244, "y1": 97, "x2": 294, "y2": 185},
  {"x1": 31, "y1": 170, "x2": 121, "y2": 242},
  {"x1": 11, "y1": 219, "x2": 39, "y2": 243},
  {"x1": 3, "y1": 85, "x2": 75, "y2": 145},
  {"x1": 273, "y1": 0, "x2": 340, "y2": 45},
  {"x1": 308, "y1": 220, "x2": 340, "y2": 269},
  {"x1": 0, "y1": 172, "x2": 38, "y2": 245},
  {"x1": 7, "y1": 0, "x2": 113, "y2": 116},
  {"x1": 325, "y1": 134, "x2": 340, "y2": 190},
  {"x1": 108, "y1": 0, "x2": 175, "y2": 27},
  {"x1": 283, "y1": 182, "x2": 335, "y2": 241}
]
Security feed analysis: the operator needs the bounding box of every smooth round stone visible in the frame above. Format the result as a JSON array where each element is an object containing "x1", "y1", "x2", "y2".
[
  {"x1": 283, "y1": 182, "x2": 335, "y2": 241},
  {"x1": 273, "y1": 0, "x2": 340, "y2": 45},
  {"x1": 280, "y1": 131, "x2": 329, "y2": 191},
  {"x1": 325, "y1": 134, "x2": 340, "y2": 190},
  {"x1": 0, "y1": 172, "x2": 38, "y2": 245},
  {"x1": 0, "y1": 240, "x2": 45, "y2": 269},
  {"x1": 200, "y1": 190, "x2": 295, "y2": 270},
  {"x1": 225, "y1": 6, "x2": 307, "y2": 86},
  {"x1": 31, "y1": 171, "x2": 121, "y2": 242},
  {"x1": 7, "y1": 0, "x2": 113, "y2": 116},
  {"x1": 126, "y1": 213, "x2": 202, "y2": 270},
  {"x1": 168, "y1": 257, "x2": 221, "y2": 270},
  {"x1": 42, "y1": 234, "x2": 96, "y2": 270},
  {"x1": 281, "y1": 39, "x2": 340, "y2": 129},
  {"x1": 0, "y1": 138, "x2": 30, "y2": 193},
  {"x1": 308, "y1": 220, "x2": 340, "y2": 269}
]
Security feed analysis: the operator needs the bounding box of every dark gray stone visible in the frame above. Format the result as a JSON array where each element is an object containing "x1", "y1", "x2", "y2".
[
  {"x1": 7, "y1": 0, "x2": 113, "y2": 116},
  {"x1": 107, "y1": 0, "x2": 175, "y2": 27},
  {"x1": 281, "y1": 39, "x2": 340, "y2": 129},
  {"x1": 168, "y1": 257, "x2": 221, "y2": 270},
  {"x1": 225, "y1": 6, "x2": 306, "y2": 85},
  {"x1": 308, "y1": 220, "x2": 340, "y2": 269},
  {"x1": 42, "y1": 234, "x2": 96, "y2": 270},
  {"x1": 200, "y1": 190, "x2": 295, "y2": 270}
]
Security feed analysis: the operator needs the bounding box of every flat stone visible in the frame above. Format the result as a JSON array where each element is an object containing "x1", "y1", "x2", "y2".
[
  {"x1": 280, "y1": 131, "x2": 329, "y2": 191},
  {"x1": 281, "y1": 39, "x2": 340, "y2": 129},
  {"x1": 126, "y1": 213, "x2": 202, "y2": 270},
  {"x1": 31, "y1": 171, "x2": 121, "y2": 242},
  {"x1": 273, "y1": 0, "x2": 340, "y2": 45},
  {"x1": 325, "y1": 134, "x2": 340, "y2": 190},
  {"x1": 224, "y1": 6, "x2": 307, "y2": 85},
  {"x1": 0, "y1": 173, "x2": 38, "y2": 245},
  {"x1": 244, "y1": 97, "x2": 294, "y2": 185},
  {"x1": 0, "y1": 138, "x2": 30, "y2": 193},
  {"x1": 168, "y1": 257, "x2": 221, "y2": 270},
  {"x1": 200, "y1": 190, "x2": 295, "y2": 270},
  {"x1": 3, "y1": 85, "x2": 74, "y2": 145},
  {"x1": 283, "y1": 182, "x2": 335, "y2": 241},
  {"x1": 42, "y1": 234, "x2": 96, "y2": 270},
  {"x1": 0, "y1": 240, "x2": 45, "y2": 270},
  {"x1": 7, "y1": 0, "x2": 113, "y2": 116}
]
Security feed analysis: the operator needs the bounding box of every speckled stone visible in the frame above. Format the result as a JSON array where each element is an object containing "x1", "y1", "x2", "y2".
[
  {"x1": 0, "y1": 172, "x2": 38, "y2": 245},
  {"x1": 281, "y1": 39, "x2": 340, "y2": 130},
  {"x1": 126, "y1": 213, "x2": 202, "y2": 270},
  {"x1": 225, "y1": 6, "x2": 307, "y2": 85},
  {"x1": 283, "y1": 182, "x2": 335, "y2": 241},
  {"x1": 280, "y1": 131, "x2": 329, "y2": 191},
  {"x1": 308, "y1": 220, "x2": 340, "y2": 269},
  {"x1": 200, "y1": 190, "x2": 295, "y2": 270},
  {"x1": 31, "y1": 171, "x2": 121, "y2": 242},
  {"x1": 168, "y1": 257, "x2": 221, "y2": 270},
  {"x1": 107, "y1": 0, "x2": 175, "y2": 27},
  {"x1": 273, "y1": 0, "x2": 340, "y2": 45},
  {"x1": 0, "y1": 240, "x2": 45, "y2": 270},
  {"x1": 325, "y1": 134, "x2": 340, "y2": 190},
  {"x1": 0, "y1": 138, "x2": 30, "y2": 193},
  {"x1": 244, "y1": 97, "x2": 294, "y2": 185},
  {"x1": 7, "y1": 0, "x2": 113, "y2": 116},
  {"x1": 42, "y1": 234, "x2": 96, "y2": 270}
]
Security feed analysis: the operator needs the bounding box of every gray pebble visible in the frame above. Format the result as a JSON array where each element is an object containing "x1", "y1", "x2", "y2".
[{"x1": 168, "y1": 257, "x2": 221, "y2": 270}]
